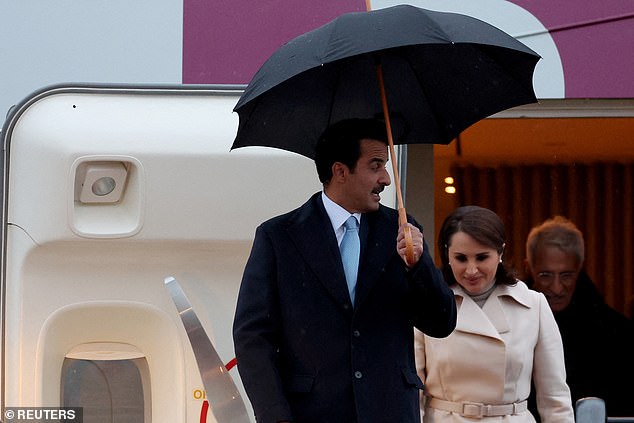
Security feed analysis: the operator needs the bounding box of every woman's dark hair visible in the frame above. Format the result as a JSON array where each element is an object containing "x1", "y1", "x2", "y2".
[
  {"x1": 315, "y1": 118, "x2": 388, "y2": 184},
  {"x1": 438, "y1": 205, "x2": 516, "y2": 286}
]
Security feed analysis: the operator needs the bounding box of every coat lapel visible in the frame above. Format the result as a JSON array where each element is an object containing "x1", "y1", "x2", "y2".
[
  {"x1": 286, "y1": 194, "x2": 353, "y2": 309},
  {"x1": 453, "y1": 286, "x2": 505, "y2": 341},
  {"x1": 286, "y1": 197, "x2": 399, "y2": 311},
  {"x1": 482, "y1": 291, "x2": 511, "y2": 334},
  {"x1": 354, "y1": 207, "x2": 398, "y2": 307},
  {"x1": 454, "y1": 283, "x2": 531, "y2": 340}
]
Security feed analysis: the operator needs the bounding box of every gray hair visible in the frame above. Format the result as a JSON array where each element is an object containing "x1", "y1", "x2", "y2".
[{"x1": 526, "y1": 216, "x2": 585, "y2": 267}]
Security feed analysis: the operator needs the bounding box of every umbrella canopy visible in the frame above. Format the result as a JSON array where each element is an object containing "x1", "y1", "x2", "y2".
[{"x1": 232, "y1": 4, "x2": 540, "y2": 159}]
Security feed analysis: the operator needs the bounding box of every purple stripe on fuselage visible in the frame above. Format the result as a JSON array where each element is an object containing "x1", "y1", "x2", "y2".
[
  {"x1": 510, "y1": 0, "x2": 634, "y2": 98},
  {"x1": 182, "y1": 0, "x2": 366, "y2": 85}
]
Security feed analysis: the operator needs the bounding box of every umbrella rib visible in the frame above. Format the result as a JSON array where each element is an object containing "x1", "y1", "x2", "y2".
[{"x1": 326, "y1": 63, "x2": 342, "y2": 129}]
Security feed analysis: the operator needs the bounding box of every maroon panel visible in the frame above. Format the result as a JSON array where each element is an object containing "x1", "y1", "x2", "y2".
[
  {"x1": 183, "y1": 0, "x2": 366, "y2": 84},
  {"x1": 510, "y1": 0, "x2": 634, "y2": 98}
]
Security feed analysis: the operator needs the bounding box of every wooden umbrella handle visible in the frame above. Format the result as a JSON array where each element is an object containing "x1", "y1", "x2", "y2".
[
  {"x1": 366, "y1": 1, "x2": 415, "y2": 265},
  {"x1": 376, "y1": 65, "x2": 416, "y2": 266}
]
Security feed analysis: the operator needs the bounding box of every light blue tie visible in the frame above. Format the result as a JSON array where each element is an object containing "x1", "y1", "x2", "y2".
[{"x1": 340, "y1": 216, "x2": 360, "y2": 304}]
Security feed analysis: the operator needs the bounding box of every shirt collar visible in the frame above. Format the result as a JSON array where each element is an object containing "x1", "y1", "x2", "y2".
[{"x1": 321, "y1": 192, "x2": 361, "y2": 239}]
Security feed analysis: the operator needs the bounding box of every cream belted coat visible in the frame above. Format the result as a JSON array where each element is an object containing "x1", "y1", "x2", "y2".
[{"x1": 415, "y1": 281, "x2": 574, "y2": 423}]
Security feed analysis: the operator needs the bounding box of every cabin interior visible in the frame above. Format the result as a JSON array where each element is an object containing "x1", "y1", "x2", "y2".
[{"x1": 407, "y1": 99, "x2": 634, "y2": 318}]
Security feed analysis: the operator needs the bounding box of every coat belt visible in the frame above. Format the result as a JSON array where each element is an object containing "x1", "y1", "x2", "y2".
[{"x1": 427, "y1": 397, "x2": 528, "y2": 418}]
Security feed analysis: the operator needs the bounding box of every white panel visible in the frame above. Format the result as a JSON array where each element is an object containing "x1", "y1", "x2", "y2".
[{"x1": 2, "y1": 87, "x2": 331, "y2": 423}]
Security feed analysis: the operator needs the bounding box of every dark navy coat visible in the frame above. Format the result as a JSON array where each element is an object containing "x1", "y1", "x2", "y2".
[{"x1": 233, "y1": 193, "x2": 457, "y2": 423}]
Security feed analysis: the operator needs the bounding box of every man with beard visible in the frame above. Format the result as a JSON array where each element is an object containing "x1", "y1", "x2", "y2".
[{"x1": 233, "y1": 118, "x2": 457, "y2": 423}]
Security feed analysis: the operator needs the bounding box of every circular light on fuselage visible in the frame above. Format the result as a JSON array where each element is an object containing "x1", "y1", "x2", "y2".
[{"x1": 92, "y1": 176, "x2": 117, "y2": 196}]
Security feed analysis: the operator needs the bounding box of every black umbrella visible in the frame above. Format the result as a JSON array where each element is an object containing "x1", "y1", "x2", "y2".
[
  {"x1": 232, "y1": 4, "x2": 539, "y2": 155},
  {"x1": 232, "y1": 4, "x2": 540, "y2": 260}
]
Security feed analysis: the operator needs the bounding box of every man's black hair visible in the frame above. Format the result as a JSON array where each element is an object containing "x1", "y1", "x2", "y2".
[{"x1": 315, "y1": 118, "x2": 388, "y2": 184}]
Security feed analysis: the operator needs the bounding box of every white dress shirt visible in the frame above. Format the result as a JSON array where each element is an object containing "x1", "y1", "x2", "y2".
[{"x1": 321, "y1": 191, "x2": 361, "y2": 245}]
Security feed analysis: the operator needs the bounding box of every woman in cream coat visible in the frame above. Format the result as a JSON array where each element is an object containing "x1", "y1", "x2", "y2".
[{"x1": 416, "y1": 206, "x2": 573, "y2": 423}]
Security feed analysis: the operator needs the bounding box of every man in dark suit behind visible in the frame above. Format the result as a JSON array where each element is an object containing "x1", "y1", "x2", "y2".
[
  {"x1": 524, "y1": 216, "x2": 634, "y2": 419},
  {"x1": 232, "y1": 118, "x2": 457, "y2": 423}
]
